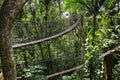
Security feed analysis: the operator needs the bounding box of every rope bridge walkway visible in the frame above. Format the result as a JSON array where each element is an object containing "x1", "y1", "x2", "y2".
[
  {"x1": 11, "y1": 19, "x2": 120, "y2": 79},
  {"x1": 46, "y1": 45, "x2": 120, "y2": 79}
]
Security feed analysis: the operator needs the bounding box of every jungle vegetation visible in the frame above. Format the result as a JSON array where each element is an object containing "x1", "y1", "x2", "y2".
[{"x1": 0, "y1": 0, "x2": 120, "y2": 80}]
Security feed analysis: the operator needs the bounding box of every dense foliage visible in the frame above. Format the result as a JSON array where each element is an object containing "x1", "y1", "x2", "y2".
[{"x1": 1, "y1": 0, "x2": 119, "y2": 80}]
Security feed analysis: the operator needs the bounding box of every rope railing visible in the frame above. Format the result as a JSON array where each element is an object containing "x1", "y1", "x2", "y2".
[
  {"x1": 99, "y1": 45, "x2": 120, "y2": 58},
  {"x1": 12, "y1": 20, "x2": 79, "y2": 49},
  {"x1": 2, "y1": 45, "x2": 119, "y2": 80},
  {"x1": 12, "y1": 19, "x2": 120, "y2": 79},
  {"x1": 46, "y1": 64, "x2": 85, "y2": 79},
  {"x1": 46, "y1": 45, "x2": 120, "y2": 79}
]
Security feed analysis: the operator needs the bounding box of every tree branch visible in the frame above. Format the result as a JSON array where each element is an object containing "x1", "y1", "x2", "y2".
[{"x1": 12, "y1": 20, "x2": 79, "y2": 49}]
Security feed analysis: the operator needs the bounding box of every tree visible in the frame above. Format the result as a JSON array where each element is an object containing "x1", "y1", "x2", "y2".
[
  {"x1": 0, "y1": 0, "x2": 28, "y2": 80},
  {"x1": 64, "y1": 0, "x2": 120, "y2": 80}
]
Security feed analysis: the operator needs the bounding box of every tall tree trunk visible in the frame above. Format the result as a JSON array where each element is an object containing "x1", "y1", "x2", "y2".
[
  {"x1": 0, "y1": 25, "x2": 16, "y2": 80},
  {"x1": 0, "y1": 0, "x2": 27, "y2": 80},
  {"x1": 0, "y1": 5, "x2": 17, "y2": 79},
  {"x1": 0, "y1": 13, "x2": 17, "y2": 80}
]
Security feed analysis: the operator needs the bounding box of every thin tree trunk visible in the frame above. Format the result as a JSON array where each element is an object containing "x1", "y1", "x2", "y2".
[{"x1": 23, "y1": 53, "x2": 29, "y2": 68}]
